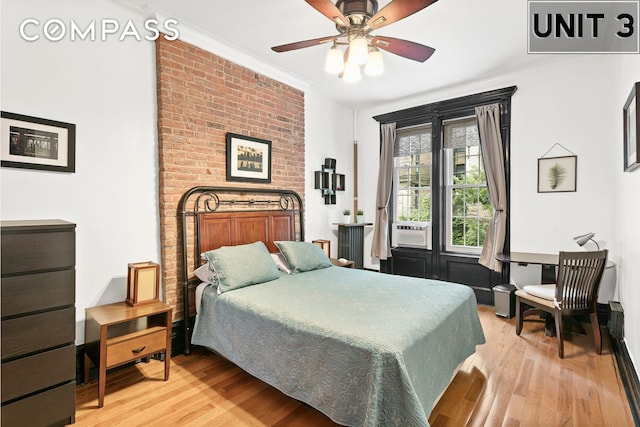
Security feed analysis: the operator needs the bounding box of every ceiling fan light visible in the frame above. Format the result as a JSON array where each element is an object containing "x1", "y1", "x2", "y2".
[
  {"x1": 324, "y1": 46, "x2": 344, "y2": 74},
  {"x1": 348, "y1": 37, "x2": 369, "y2": 65},
  {"x1": 342, "y1": 61, "x2": 362, "y2": 83},
  {"x1": 364, "y1": 49, "x2": 384, "y2": 76}
]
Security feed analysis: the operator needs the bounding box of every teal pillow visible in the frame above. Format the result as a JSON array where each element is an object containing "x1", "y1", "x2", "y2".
[
  {"x1": 202, "y1": 241, "x2": 279, "y2": 293},
  {"x1": 274, "y1": 241, "x2": 333, "y2": 274}
]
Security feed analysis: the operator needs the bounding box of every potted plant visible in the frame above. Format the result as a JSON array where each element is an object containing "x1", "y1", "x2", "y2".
[
  {"x1": 356, "y1": 209, "x2": 364, "y2": 223},
  {"x1": 342, "y1": 209, "x2": 351, "y2": 224}
]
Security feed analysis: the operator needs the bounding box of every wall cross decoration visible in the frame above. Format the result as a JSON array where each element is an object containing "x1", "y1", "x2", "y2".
[{"x1": 314, "y1": 158, "x2": 345, "y2": 204}]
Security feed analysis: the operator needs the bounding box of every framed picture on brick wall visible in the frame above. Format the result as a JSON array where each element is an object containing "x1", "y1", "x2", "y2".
[{"x1": 226, "y1": 133, "x2": 271, "y2": 183}]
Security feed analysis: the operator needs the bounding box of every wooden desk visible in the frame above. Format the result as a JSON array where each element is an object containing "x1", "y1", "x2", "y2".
[
  {"x1": 496, "y1": 252, "x2": 558, "y2": 266},
  {"x1": 496, "y1": 252, "x2": 558, "y2": 284}
]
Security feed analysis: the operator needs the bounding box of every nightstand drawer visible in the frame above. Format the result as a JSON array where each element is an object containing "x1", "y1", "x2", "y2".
[{"x1": 106, "y1": 326, "x2": 167, "y2": 368}]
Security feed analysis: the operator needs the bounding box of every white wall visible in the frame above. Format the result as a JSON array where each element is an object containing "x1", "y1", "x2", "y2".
[
  {"x1": 1, "y1": 0, "x2": 160, "y2": 344},
  {"x1": 304, "y1": 93, "x2": 354, "y2": 254},
  {"x1": 357, "y1": 54, "x2": 639, "y2": 371},
  {"x1": 0, "y1": 0, "x2": 354, "y2": 345},
  {"x1": 614, "y1": 52, "x2": 640, "y2": 371}
]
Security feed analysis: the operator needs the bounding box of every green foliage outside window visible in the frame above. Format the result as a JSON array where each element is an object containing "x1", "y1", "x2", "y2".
[{"x1": 450, "y1": 165, "x2": 492, "y2": 247}]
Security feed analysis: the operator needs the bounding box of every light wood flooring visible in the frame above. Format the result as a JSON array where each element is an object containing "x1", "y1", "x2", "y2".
[{"x1": 72, "y1": 306, "x2": 634, "y2": 426}]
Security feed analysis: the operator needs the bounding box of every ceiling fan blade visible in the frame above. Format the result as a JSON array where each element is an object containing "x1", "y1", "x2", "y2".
[
  {"x1": 371, "y1": 36, "x2": 435, "y2": 62},
  {"x1": 366, "y1": 0, "x2": 438, "y2": 31},
  {"x1": 271, "y1": 36, "x2": 336, "y2": 53},
  {"x1": 305, "y1": 0, "x2": 351, "y2": 27}
]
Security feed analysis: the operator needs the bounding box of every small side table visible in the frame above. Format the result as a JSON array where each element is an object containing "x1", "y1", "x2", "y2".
[
  {"x1": 84, "y1": 301, "x2": 172, "y2": 407},
  {"x1": 331, "y1": 258, "x2": 355, "y2": 268}
]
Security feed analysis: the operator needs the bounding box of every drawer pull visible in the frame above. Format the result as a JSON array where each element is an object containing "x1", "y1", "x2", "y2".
[{"x1": 131, "y1": 346, "x2": 146, "y2": 354}]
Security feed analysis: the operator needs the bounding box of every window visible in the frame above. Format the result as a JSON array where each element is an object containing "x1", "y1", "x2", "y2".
[
  {"x1": 393, "y1": 125, "x2": 432, "y2": 223},
  {"x1": 392, "y1": 117, "x2": 492, "y2": 255},
  {"x1": 443, "y1": 117, "x2": 492, "y2": 253}
]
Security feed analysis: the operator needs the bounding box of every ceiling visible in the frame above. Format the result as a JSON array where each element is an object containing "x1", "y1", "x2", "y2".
[{"x1": 115, "y1": 0, "x2": 544, "y2": 108}]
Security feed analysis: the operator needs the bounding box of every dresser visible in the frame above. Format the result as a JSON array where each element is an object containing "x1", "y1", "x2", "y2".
[{"x1": 1, "y1": 220, "x2": 76, "y2": 426}]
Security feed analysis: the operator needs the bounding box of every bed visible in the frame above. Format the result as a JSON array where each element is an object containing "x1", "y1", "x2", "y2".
[{"x1": 179, "y1": 187, "x2": 485, "y2": 427}]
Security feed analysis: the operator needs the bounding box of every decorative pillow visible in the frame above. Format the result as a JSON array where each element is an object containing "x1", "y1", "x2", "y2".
[
  {"x1": 202, "y1": 241, "x2": 279, "y2": 293},
  {"x1": 274, "y1": 240, "x2": 333, "y2": 274},
  {"x1": 271, "y1": 252, "x2": 292, "y2": 274}
]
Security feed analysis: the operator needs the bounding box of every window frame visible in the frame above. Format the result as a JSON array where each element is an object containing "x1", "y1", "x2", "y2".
[
  {"x1": 392, "y1": 124, "x2": 433, "y2": 224},
  {"x1": 442, "y1": 116, "x2": 492, "y2": 254}
]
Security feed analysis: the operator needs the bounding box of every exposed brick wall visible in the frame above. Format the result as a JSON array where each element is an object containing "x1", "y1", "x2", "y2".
[{"x1": 155, "y1": 37, "x2": 305, "y2": 322}]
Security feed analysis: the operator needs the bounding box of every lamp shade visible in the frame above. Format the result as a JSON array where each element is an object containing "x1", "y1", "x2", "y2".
[
  {"x1": 573, "y1": 232, "x2": 600, "y2": 250},
  {"x1": 573, "y1": 232, "x2": 595, "y2": 247},
  {"x1": 127, "y1": 261, "x2": 160, "y2": 306},
  {"x1": 348, "y1": 37, "x2": 368, "y2": 65},
  {"x1": 364, "y1": 49, "x2": 384, "y2": 76},
  {"x1": 342, "y1": 61, "x2": 361, "y2": 82},
  {"x1": 324, "y1": 46, "x2": 344, "y2": 74}
]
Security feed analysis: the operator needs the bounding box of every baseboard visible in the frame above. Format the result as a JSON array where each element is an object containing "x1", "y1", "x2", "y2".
[{"x1": 610, "y1": 335, "x2": 640, "y2": 425}]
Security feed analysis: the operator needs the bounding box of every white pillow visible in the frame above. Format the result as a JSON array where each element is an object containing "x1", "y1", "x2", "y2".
[
  {"x1": 523, "y1": 284, "x2": 556, "y2": 301},
  {"x1": 194, "y1": 263, "x2": 217, "y2": 284},
  {"x1": 271, "y1": 252, "x2": 292, "y2": 274}
]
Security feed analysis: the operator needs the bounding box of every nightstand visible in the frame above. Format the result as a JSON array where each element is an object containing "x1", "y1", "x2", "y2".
[
  {"x1": 84, "y1": 301, "x2": 172, "y2": 407},
  {"x1": 331, "y1": 258, "x2": 355, "y2": 268}
]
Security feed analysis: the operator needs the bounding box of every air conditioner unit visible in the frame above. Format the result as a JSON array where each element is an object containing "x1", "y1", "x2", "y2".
[{"x1": 392, "y1": 222, "x2": 432, "y2": 249}]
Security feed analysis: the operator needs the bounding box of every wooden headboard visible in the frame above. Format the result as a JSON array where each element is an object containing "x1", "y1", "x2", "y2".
[{"x1": 178, "y1": 186, "x2": 303, "y2": 354}]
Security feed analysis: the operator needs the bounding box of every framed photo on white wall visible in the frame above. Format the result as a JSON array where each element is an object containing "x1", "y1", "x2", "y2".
[{"x1": 624, "y1": 82, "x2": 639, "y2": 172}]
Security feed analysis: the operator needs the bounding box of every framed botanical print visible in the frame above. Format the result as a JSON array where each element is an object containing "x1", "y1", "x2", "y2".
[{"x1": 538, "y1": 155, "x2": 577, "y2": 193}]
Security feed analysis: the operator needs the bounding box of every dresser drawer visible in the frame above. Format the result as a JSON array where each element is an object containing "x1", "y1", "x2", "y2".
[
  {"x1": 1, "y1": 307, "x2": 75, "y2": 360},
  {"x1": 1, "y1": 344, "x2": 75, "y2": 403},
  {"x1": 1, "y1": 380, "x2": 75, "y2": 427},
  {"x1": 1, "y1": 270, "x2": 75, "y2": 317},
  {"x1": 1, "y1": 229, "x2": 75, "y2": 275},
  {"x1": 106, "y1": 326, "x2": 167, "y2": 368}
]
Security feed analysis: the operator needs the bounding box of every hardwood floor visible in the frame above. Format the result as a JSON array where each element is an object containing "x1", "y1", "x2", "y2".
[{"x1": 72, "y1": 306, "x2": 634, "y2": 426}]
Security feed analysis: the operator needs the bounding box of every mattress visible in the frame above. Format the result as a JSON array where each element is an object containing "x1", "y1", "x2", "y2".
[{"x1": 192, "y1": 266, "x2": 485, "y2": 427}]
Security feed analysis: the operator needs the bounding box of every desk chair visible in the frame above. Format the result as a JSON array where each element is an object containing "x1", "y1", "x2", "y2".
[{"x1": 515, "y1": 250, "x2": 608, "y2": 358}]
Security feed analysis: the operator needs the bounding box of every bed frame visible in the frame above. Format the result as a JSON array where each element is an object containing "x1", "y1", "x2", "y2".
[{"x1": 178, "y1": 186, "x2": 304, "y2": 354}]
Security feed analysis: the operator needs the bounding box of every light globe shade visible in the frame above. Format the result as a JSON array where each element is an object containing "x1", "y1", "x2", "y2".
[
  {"x1": 342, "y1": 61, "x2": 361, "y2": 83},
  {"x1": 348, "y1": 37, "x2": 368, "y2": 65},
  {"x1": 324, "y1": 46, "x2": 344, "y2": 74},
  {"x1": 364, "y1": 49, "x2": 384, "y2": 76}
]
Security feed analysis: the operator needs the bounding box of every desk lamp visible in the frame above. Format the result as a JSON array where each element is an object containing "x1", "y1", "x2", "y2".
[{"x1": 573, "y1": 232, "x2": 600, "y2": 250}]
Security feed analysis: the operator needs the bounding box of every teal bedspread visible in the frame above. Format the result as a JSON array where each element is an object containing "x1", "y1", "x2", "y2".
[{"x1": 192, "y1": 266, "x2": 485, "y2": 427}]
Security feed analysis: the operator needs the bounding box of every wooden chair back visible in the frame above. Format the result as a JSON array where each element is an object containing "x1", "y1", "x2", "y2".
[{"x1": 555, "y1": 250, "x2": 608, "y2": 311}]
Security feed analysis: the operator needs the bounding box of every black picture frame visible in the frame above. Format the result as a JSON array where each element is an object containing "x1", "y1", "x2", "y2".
[
  {"x1": 623, "y1": 82, "x2": 640, "y2": 172},
  {"x1": 225, "y1": 133, "x2": 271, "y2": 183},
  {"x1": 537, "y1": 155, "x2": 577, "y2": 193},
  {"x1": 1, "y1": 111, "x2": 76, "y2": 173}
]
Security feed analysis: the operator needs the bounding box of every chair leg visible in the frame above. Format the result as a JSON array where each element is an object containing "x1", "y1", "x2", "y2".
[
  {"x1": 591, "y1": 311, "x2": 602, "y2": 355},
  {"x1": 516, "y1": 296, "x2": 523, "y2": 335},
  {"x1": 555, "y1": 312, "x2": 564, "y2": 358}
]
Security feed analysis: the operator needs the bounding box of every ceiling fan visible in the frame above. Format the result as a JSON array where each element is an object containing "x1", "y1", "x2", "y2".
[{"x1": 271, "y1": 0, "x2": 438, "y2": 80}]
